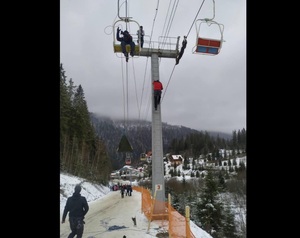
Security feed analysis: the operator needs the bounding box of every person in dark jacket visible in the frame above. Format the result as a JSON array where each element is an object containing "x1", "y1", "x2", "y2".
[
  {"x1": 116, "y1": 27, "x2": 136, "y2": 62},
  {"x1": 153, "y1": 79, "x2": 163, "y2": 110},
  {"x1": 120, "y1": 185, "x2": 125, "y2": 198},
  {"x1": 62, "y1": 184, "x2": 89, "y2": 238},
  {"x1": 137, "y1": 25, "x2": 144, "y2": 48}
]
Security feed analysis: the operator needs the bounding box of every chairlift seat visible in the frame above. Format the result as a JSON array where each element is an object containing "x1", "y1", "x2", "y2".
[
  {"x1": 125, "y1": 158, "x2": 131, "y2": 165},
  {"x1": 140, "y1": 153, "x2": 146, "y2": 161},
  {"x1": 195, "y1": 37, "x2": 221, "y2": 55},
  {"x1": 125, "y1": 152, "x2": 132, "y2": 165},
  {"x1": 113, "y1": 44, "x2": 140, "y2": 53}
]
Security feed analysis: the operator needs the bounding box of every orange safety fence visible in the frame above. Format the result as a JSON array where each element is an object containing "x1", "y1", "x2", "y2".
[
  {"x1": 168, "y1": 205, "x2": 196, "y2": 238},
  {"x1": 133, "y1": 186, "x2": 196, "y2": 238}
]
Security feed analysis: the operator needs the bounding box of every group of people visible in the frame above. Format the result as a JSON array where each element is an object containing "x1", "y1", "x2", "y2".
[
  {"x1": 120, "y1": 184, "x2": 133, "y2": 198},
  {"x1": 116, "y1": 25, "x2": 144, "y2": 62}
]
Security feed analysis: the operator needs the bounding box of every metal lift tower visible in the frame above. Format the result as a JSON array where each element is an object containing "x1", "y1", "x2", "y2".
[
  {"x1": 112, "y1": 11, "x2": 180, "y2": 215},
  {"x1": 112, "y1": 0, "x2": 192, "y2": 219},
  {"x1": 140, "y1": 40, "x2": 180, "y2": 215}
]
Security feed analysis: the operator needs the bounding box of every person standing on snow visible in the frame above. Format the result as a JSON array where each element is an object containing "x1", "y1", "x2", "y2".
[
  {"x1": 62, "y1": 184, "x2": 89, "y2": 238},
  {"x1": 120, "y1": 185, "x2": 125, "y2": 198}
]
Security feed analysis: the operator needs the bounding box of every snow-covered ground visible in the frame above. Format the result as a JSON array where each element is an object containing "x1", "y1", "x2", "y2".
[{"x1": 60, "y1": 172, "x2": 213, "y2": 238}]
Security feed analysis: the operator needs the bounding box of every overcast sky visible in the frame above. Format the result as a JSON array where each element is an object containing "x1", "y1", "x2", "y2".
[{"x1": 60, "y1": 0, "x2": 246, "y2": 134}]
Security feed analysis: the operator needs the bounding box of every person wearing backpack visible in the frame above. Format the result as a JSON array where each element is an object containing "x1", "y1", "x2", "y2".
[{"x1": 62, "y1": 184, "x2": 89, "y2": 238}]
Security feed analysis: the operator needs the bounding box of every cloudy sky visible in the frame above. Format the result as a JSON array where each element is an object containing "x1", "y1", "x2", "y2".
[{"x1": 60, "y1": 0, "x2": 246, "y2": 134}]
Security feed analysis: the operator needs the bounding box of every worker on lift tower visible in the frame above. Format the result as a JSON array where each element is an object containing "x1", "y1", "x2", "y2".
[{"x1": 153, "y1": 79, "x2": 163, "y2": 110}]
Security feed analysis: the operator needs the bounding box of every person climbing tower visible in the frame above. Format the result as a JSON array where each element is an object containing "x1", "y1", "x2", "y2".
[{"x1": 153, "y1": 79, "x2": 163, "y2": 110}]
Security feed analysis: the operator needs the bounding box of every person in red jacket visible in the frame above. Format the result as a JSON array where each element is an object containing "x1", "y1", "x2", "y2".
[{"x1": 153, "y1": 79, "x2": 163, "y2": 110}]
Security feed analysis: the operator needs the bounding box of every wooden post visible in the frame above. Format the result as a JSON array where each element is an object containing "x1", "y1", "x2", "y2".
[
  {"x1": 168, "y1": 193, "x2": 172, "y2": 238},
  {"x1": 186, "y1": 206, "x2": 190, "y2": 238}
]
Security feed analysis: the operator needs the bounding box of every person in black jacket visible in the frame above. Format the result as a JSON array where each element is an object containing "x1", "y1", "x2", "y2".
[
  {"x1": 116, "y1": 27, "x2": 136, "y2": 62},
  {"x1": 137, "y1": 25, "x2": 144, "y2": 48},
  {"x1": 62, "y1": 184, "x2": 89, "y2": 238}
]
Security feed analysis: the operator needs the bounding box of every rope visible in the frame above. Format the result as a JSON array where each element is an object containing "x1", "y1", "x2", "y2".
[
  {"x1": 161, "y1": 64, "x2": 176, "y2": 104},
  {"x1": 185, "y1": 0, "x2": 207, "y2": 38}
]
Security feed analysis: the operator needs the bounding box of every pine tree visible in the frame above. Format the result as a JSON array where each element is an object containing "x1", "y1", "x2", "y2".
[
  {"x1": 183, "y1": 156, "x2": 188, "y2": 170},
  {"x1": 222, "y1": 206, "x2": 239, "y2": 238},
  {"x1": 60, "y1": 63, "x2": 112, "y2": 184},
  {"x1": 195, "y1": 169, "x2": 224, "y2": 237}
]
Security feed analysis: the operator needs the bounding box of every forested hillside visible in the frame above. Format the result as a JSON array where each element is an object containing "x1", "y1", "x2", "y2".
[
  {"x1": 90, "y1": 113, "x2": 246, "y2": 169},
  {"x1": 60, "y1": 64, "x2": 112, "y2": 184},
  {"x1": 90, "y1": 113, "x2": 212, "y2": 169}
]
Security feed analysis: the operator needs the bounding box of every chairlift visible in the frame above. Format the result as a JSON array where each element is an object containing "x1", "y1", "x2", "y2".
[
  {"x1": 112, "y1": 0, "x2": 142, "y2": 56},
  {"x1": 193, "y1": 18, "x2": 224, "y2": 55},
  {"x1": 140, "y1": 152, "x2": 146, "y2": 161},
  {"x1": 192, "y1": 0, "x2": 224, "y2": 55},
  {"x1": 125, "y1": 152, "x2": 132, "y2": 165},
  {"x1": 112, "y1": 19, "x2": 142, "y2": 55}
]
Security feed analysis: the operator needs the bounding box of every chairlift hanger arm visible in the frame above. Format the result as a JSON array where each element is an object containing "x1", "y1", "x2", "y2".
[{"x1": 117, "y1": 0, "x2": 132, "y2": 22}]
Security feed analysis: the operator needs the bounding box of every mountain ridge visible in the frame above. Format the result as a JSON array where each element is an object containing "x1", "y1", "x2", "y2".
[{"x1": 90, "y1": 113, "x2": 232, "y2": 169}]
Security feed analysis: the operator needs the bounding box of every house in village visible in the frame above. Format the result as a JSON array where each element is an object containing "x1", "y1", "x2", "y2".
[
  {"x1": 165, "y1": 154, "x2": 184, "y2": 166},
  {"x1": 110, "y1": 165, "x2": 144, "y2": 180},
  {"x1": 141, "y1": 151, "x2": 152, "y2": 163}
]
